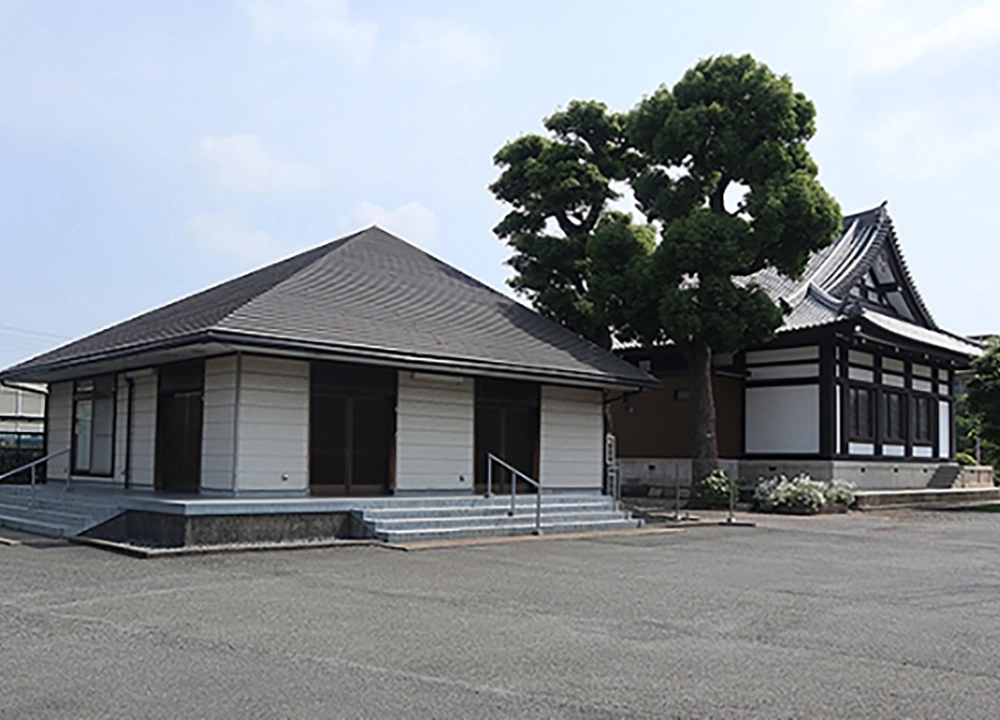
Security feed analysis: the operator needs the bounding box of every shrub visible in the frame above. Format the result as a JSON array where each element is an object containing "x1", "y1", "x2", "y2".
[
  {"x1": 690, "y1": 469, "x2": 734, "y2": 508},
  {"x1": 753, "y1": 474, "x2": 856, "y2": 513},
  {"x1": 956, "y1": 451, "x2": 977, "y2": 466},
  {"x1": 823, "y1": 478, "x2": 857, "y2": 506}
]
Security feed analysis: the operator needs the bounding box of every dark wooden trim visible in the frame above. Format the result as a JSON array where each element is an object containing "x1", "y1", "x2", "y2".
[
  {"x1": 745, "y1": 378, "x2": 821, "y2": 388},
  {"x1": 744, "y1": 357, "x2": 821, "y2": 369},
  {"x1": 819, "y1": 336, "x2": 834, "y2": 459}
]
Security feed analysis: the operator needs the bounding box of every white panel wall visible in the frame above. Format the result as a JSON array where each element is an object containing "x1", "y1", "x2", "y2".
[
  {"x1": 395, "y1": 372, "x2": 474, "y2": 492},
  {"x1": 46, "y1": 381, "x2": 72, "y2": 480},
  {"x1": 539, "y1": 386, "x2": 603, "y2": 490},
  {"x1": 745, "y1": 385, "x2": 820, "y2": 454},
  {"x1": 128, "y1": 371, "x2": 158, "y2": 488},
  {"x1": 938, "y1": 400, "x2": 951, "y2": 459},
  {"x1": 201, "y1": 357, "x2": 237, "y2": 492},
  {"x1": 234, "y1": 356, "x2": 309, "y2": 493}
]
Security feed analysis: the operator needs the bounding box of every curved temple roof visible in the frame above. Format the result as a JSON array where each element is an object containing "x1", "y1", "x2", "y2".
[
  {"x1": 2, "y1": 227, "x2": 658, "y2": 388},
  {"x1": 740, "y1": 203, "x2": 982, "y2": 358}
]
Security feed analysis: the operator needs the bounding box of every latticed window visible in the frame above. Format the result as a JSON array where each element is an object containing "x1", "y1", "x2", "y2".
[
  {"x1": 914, "y1": 396, "x2": 933, "y2": 443},
  {"x1": 884, "y1": 392, "x2": 905, "y2": 442},
  {"x1": 849, "y1": 386, "x2": 873, "y2": 440}
]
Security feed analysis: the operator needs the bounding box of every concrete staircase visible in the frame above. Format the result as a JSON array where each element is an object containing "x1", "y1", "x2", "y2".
[
  {"x1": 0, "y1": 484, "x2": 124, "y2": 538},
  {"x1": 927, "y1": 463, "x2": 962, "y2": 489},
  {"x1": 356, "y1": 493, "x2": 642, "y2": 543}
]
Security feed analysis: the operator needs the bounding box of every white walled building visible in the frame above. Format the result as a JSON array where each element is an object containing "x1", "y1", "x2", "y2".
[{"x1": 2, "y1": 227, "x2": 656, "y2": 500}]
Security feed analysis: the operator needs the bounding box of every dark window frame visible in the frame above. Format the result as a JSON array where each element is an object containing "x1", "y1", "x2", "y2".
[
  {"x1": 848, "y1": 385, "x2": 875, "y2": 441},
  {"x1": 71, "y1": 375, "x2": 116, "y2": 477},
  {"x1": 883, "y1": 390, "x2": 906, "y2": 443},
  {"x1": 913, "y1": 394, "x2": 934, "y2": 444}
]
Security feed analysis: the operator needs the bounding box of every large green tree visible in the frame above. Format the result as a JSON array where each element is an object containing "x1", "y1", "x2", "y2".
[
  {"x1": 489, "y1": 100, "x2": 645, "y2": 350},
  {"x1": 491, "y1": 55, "x2": 841, "y2": 482},
  {"x1": 965, "y1": 338, "x2": 1000, "y2": 468}
]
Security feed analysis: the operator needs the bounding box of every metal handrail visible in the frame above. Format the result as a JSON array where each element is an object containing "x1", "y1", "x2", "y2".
[
  {"x1": 0, "y1": 447, "x2": 70, "y2": 508},
  {"x1": 486, "y1": 452, "x2": 543, "y2": 535}
]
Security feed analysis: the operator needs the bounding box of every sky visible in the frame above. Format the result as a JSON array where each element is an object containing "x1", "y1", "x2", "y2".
[{"x1": 1, "y1": 0, "x2": 999, "y2": 368}]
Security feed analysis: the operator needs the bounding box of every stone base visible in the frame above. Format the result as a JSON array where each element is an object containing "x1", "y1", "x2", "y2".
[
  {"x1": 619, "y1": 457, "x2": 995, "y2": 492},
  {"x1": 84, "y1": 510, "x2": 365, "y2": 548}
]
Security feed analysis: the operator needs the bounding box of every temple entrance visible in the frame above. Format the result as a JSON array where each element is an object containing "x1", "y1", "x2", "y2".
[
  {"x1": 310, "y1": 361, "x2": 396, "y2": 496},
  {"x1": 155, "y1": 360, "x2": 204, "y2": 493},
  {"x1": 474, "y1": 378, "x2": 540, "y2": 494}
]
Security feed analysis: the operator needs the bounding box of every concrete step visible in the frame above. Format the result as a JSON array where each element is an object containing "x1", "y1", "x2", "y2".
[
  {"x1": 0, "y1": 486, "x2": 125, "y2": 538},
  {"x1": 927, "y1": 464, "x2": 962, "y2": 489},
  {"x1": 855, "y1": 487, "x2": 1000, "y2": 509},
  {"x1": 360, "y1": 501, "x2": 616, "y2": 520},
  {"x1": 376, "y1": 517, "x2": 643, "y2": 543},
  {"x1": 0, "y1": 501, "x2": 94, "y2": 526},
  {"x1": 366, "y1": 510, "x2": 632, "y2": 532},
  {"x1": 0, "y1": 513, "x2": 75, "y2": 538}
]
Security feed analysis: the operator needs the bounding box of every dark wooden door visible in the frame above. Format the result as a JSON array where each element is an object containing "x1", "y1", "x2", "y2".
[
  {"x1": 155, "y1": 391, "x2": 203, "y2": 493},
  {"x1": 155, "y1": 360, "x2": 205, "y2": 494},
  {"x1": 474, "y1": 379, "x2": 539, "y2": 494},
  {"x1": 309, "y1": 362, "x2": 396, "y2": 496}
]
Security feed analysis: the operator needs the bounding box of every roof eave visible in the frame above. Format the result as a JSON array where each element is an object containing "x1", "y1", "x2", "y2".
[{"x1": 0, "y1": 330, "x2": 660, "y2": 390}]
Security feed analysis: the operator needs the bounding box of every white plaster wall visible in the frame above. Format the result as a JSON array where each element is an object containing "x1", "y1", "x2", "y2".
[
  {"x1": 539, "y1": 386, "x2": 603, "y2": 490},
  {"x1": 234, "y1": 356, "x2": 309, "y2": 493},
  {"x1": 46, "y1": 381, "x2": 72, "y2": 480},
  {"x1": 745, "y1": 384, "x2": 820, "y2": 454},
  {"x1": 395, "y1": 372, "x2": 474, "y2": 492},
  {"x1": 938, "y1": 400, "x2": 951, "y2": 459},
  {"x1": 201, "y1": 356, "x2": 237, "y2": 492},
  {"x1": 128, "y1": 371, "x2": 158, "y2": 488}
]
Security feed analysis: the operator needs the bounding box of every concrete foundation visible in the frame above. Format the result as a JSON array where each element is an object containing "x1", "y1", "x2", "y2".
[
  {"x1": 619, "y1": 457, "x2": 996, "y2": 492},
  {"x1": 84, "y1": 510, "x2": 363, "y2": 548}
]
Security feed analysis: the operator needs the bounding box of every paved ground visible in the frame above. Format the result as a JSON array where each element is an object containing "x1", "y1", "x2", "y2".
[{"x1": 2, "y1": 509, "x2": 1000, "y2": 719}]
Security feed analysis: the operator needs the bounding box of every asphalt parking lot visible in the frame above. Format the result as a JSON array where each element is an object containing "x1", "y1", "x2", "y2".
[{"x1": 2, "y1": 509, "x2": 1000, "y2": 719}]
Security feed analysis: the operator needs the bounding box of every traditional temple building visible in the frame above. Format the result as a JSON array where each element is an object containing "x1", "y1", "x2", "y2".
[{"x1": 613, "y1": 203, "x2": 984, "y2": 491}]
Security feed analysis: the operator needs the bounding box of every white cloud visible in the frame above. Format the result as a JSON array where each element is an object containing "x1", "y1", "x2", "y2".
[
  {"x1": 187, "y1": 211, "x2": 285, "y2": 263},
  {"x1": 196, "y1": 134, "x2": 310, "y2": 195},
  {"x1": 341, "y1": 201, "x2": 439, "y2": 248},
  {"x1": 390, "y1": 20, "x2": 500, "y2": 84},
  {"x1": 845, "y1": 0, "x2": 1000, "y2": 75},
  {"x1": 249, "y1": 0, "x2": 377, "y2": 68}
]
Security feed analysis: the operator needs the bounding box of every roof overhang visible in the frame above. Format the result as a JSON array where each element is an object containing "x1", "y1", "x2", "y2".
[{"x1": 0, "y1": 330, "x2": 660, "y2": 391}]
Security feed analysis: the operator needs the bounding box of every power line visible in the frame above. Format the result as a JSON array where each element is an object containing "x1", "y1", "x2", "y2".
[{"x1": 0, "y1": 324, "x2": 70, "y2": 340}]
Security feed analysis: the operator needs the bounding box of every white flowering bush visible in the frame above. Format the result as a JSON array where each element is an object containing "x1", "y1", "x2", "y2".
[
  {"x1": 823, "y1": 478, "x2": 857, "y2": 506},
  {"x1": 752, "y1": 474, "x2": 856, "y2": 513},
  {"x1": 690, "y1": 469, "x2": 734, "y2": 508}
]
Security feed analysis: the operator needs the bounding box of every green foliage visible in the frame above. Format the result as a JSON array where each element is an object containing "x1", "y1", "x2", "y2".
[
  {"x1": 490, "y1": 101, "x2": 644, "y2": 349},
  {"x1": 624, "y1": 54, "x2": 841, "y2": 353},
  {"x1": 966, "y1": 339, "x2": 1000, "y2": 466},
  {"x1": 689, "y1": 468, "x2": 734, "y2": 508}
]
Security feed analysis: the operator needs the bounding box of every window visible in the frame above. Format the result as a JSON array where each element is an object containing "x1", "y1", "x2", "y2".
[
  {"x1": 914, "y1": 396, "x2": 933, "y2": 443},
  {"x1": 73, "y1": 376, "x2": 115, "y2": 476},
  {"x1": 884, "y1": 392, "x2": 905, "y2": 442},
  {"x1": 848, "y1": 387, "x2": 873, "y2": 439}
]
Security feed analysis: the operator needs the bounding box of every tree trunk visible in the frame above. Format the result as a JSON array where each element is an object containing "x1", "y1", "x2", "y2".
[{"x1": 682, "y1": 338, "x2": 719, "y2": 483}]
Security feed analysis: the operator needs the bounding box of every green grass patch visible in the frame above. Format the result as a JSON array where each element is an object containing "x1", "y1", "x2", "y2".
[{"x1": 968, "y1": 503, "x2": 1000, "y2": 512}]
